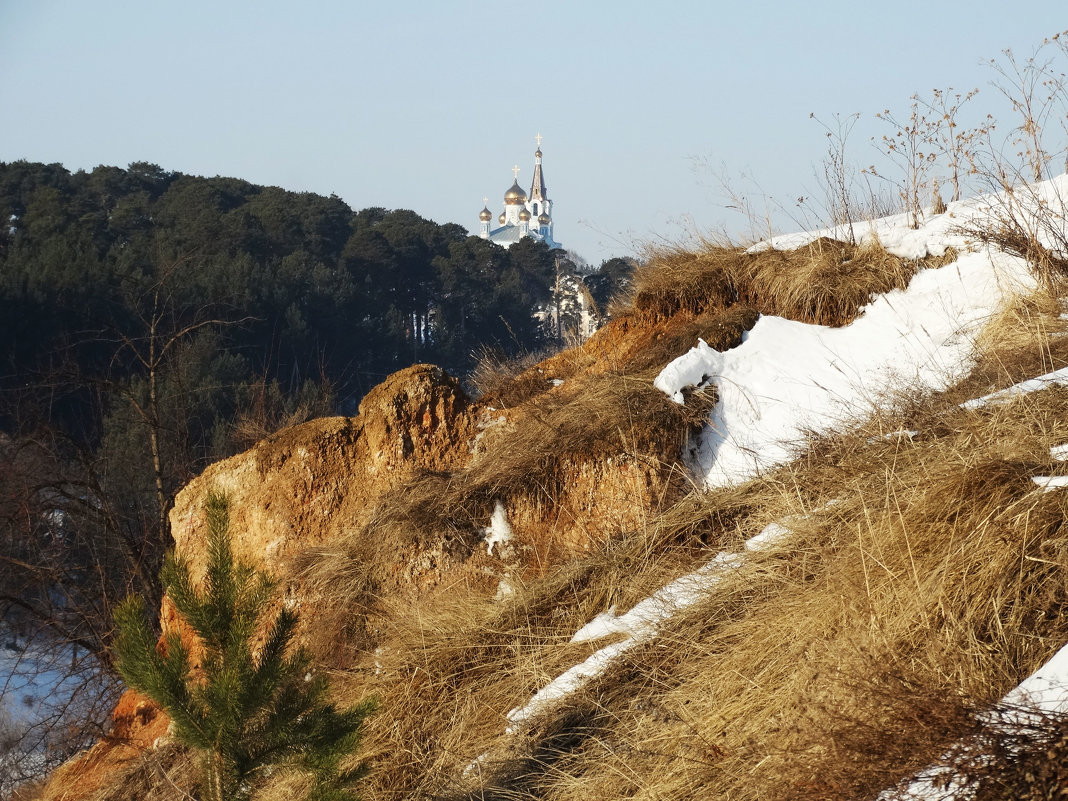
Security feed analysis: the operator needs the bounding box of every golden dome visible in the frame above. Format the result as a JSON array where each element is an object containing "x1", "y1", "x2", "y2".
[
  {"x1": 519, "y1": 207, "x2": 531, "y2": 221},
  {"x1": 504, "y1": 180, "x2": 527, "y2": 205},
  {"x1": 498, "y1": 212, "x2": 506, "y2": 225},
  {"x1": 538, "y1": 213, "x2": 550, "y2": 225},
  {"x1": 479, "y1": 206, "x2": 492, "y2": 222},
  {"x1": 535, "y1": 148, "x2": 543, "y2": 159}
]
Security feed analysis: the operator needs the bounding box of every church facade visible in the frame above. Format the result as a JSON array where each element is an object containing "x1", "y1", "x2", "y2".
[{"x1": 478, "y1": 135, "x2": 560, "y2": 249}]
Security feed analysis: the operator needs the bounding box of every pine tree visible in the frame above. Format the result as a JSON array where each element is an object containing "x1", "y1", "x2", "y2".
[{"x1": 114, "y1": 491, "x2": 375, "y2": 801}]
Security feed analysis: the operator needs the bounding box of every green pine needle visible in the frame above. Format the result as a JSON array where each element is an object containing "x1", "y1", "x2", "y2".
[{"x1": 112, "y1": 491, "x2": 375, "y2": 801}]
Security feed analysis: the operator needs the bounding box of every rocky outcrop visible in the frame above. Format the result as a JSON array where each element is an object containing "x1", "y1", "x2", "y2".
[
  {"x1": 33, "y1": 307, "x2": 736, "y2": 801},
  {"x1": 35, "y1": 689, "x2": 169, "y2": 801},
  {"x1": 31, "y1": 364, "x2": 484, "y2": 801},
  {"x1": 169, "y1": 364, "x2": 480, "y2": 586}
]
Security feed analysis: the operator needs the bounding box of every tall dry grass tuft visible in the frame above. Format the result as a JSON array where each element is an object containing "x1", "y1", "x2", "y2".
[
  {"x1": 630, "y1": 244, "x2": 744, "y2": 319},
  {"x1": 630, "y1": 236, "x2": 956, "y2": 326},
  {"x1": 467, "y1": 347, "x2": 559, "y2": 409},
  {"x1": 740, "y1": 236, "x2": 944, "y2": 325}
]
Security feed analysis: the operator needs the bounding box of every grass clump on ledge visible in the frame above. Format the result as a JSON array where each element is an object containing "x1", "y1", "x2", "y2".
[
  {"x1": 630, "y1": 236, "x2": 957, "y2": 326},
  {"x1": 360, "y1": 369, "x2": 715, "y2": 549}
]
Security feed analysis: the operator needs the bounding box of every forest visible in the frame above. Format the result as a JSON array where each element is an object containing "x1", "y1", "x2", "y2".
[{"x1": 0, "y1": 160, "x2": 631, "y2": 773}]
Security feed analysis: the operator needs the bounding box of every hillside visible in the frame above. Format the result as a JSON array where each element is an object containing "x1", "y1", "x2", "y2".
[
  {"x1": 22, "y1": 175, "x2": 1068, "y2": 801},
  {"x1": 0, "y1": 160, "x2": 613, "y2": 785}
]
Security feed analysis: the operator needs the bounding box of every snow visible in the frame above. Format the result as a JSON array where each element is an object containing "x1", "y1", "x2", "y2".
[
  {"x1": 483, "y1": 501, "x2": 514, "y2": 557},
  {"x1": 1051, "y1": 443, "x2": 1068, "y2": 461},
  {"x1": 1031, "y1": 475, "x2": 1068, "y2": 492},
  {"x1": 869, "y1": 429, "x2": 920, "y2": 444},
  {"x1": 998, "y1": 641, "x2": 1068, "y2": 720},
  {"x1": 656, "y1": 187, "x2": 1045, "y2": 488},
  {"x1": 494, "y1": 576, "x2": 515, "y2": 601},
  {"x1": 506, "y1": 520, "x2": 791, "y2": 731},
  {"x1": 959, "y1": 366, "x2": 1068, "y2": 410}
]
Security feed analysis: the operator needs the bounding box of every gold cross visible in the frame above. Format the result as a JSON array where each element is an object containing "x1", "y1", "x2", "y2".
[
  {"x1": 483, "y1": 197, "x2": 488, "y2": 206},
  {"x1": 512, "y1": 165, "x2": 520, "y2": 180},
  {"x1": 535, "y1": 133, "x2": 543, "y2": 148}
]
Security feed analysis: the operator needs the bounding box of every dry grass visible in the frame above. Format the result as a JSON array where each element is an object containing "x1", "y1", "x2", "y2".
[
  {"x1": 467, "y1": 347, "x2": 561, "y2": 409},
  {"x1": 360, "y1": 370, "x2": 713, "y2": 547},
  {"x1": 322, "y1": 355, "x2": 1068, "y2": 801},
  {"x1": 69, "y1": 237, "x2": 1068, "y2": 801},
  {"x1": 82, "y1": 744, "x2": 195, "y2": 801},
  {"x1": 945, "y1": 290, "x2": 1068, "y2": 404},
  {"x1": 630, "y1": 236, "x2": 957, "y2": 326}
]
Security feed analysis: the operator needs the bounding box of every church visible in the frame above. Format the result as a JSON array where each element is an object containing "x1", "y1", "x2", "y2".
[{"x1": 478, "y1": 135, "x2": 560, "y2": 249}]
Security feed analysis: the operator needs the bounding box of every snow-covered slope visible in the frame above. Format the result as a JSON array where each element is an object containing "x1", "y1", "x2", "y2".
[{"x1": 655, "y1": 187, "x2": 1050, "y2": 488}]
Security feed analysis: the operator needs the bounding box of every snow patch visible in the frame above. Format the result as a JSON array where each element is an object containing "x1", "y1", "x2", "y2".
[
  {"x1": 960, "y1": 366, "x2": 1068, "y2": 410},
  {"x1": 483, "y1": 501, "x2": 514, "y2": 557},
  {"x1": 507, "y1": 519, "x2": 793, "y2": 731},
  {"x1": 1032, "y1": 475, "x2": 1068, "y2": 492},
  {"x1": 495, "y1": 575, "x2": 515, "y2": 601}
]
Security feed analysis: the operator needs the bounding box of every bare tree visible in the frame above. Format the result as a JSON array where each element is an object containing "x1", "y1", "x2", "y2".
[{"x1": 104, "y1": 256, "x2": 245, "y2": 547}]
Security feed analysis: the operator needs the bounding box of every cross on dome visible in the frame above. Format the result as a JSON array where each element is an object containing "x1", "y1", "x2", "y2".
[
  {"x1": 535, "y1": 133, "x2": 543, "y2": 148},
  {"x1": 512, "y1": 165, "x2": 520, "y2": 180}
]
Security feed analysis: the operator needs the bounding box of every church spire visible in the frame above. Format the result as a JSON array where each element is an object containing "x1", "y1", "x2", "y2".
[{"x1": 529, "y1": 133, "x2": 547, "y2": 203}]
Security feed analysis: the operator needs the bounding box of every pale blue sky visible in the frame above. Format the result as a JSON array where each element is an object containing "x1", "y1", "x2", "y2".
[{"x1": 2, "y1": 1, "x2": 1066, "y2": 262}]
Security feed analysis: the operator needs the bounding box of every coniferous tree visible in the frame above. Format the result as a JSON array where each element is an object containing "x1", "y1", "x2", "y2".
[{"x1": 114, "y1": 491, "x2": 375, "y2": 801}]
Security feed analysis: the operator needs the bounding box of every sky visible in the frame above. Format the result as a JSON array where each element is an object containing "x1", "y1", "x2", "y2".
[{"x1": 2, "y1": 1, "x2": 1067, "y2": 264}]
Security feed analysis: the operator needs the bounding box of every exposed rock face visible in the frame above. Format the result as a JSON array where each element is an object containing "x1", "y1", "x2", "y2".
[
  {"x1": 34, "y1": 689, "x2": 169, "y2": 801},
  {"x1": 170, "y1": 364, "x2": 480, "y2": 586},
  {"x1": 32, "y1": 364, "x2": 483, "y2": 801},
  {"x1": 508, "y1": 453, "x2": 683, "y2": 557}
]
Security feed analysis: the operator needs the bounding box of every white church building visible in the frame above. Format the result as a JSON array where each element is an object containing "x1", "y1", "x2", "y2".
[{"x1": 478, "y1": 135, "x2": 560, "y2": 249}]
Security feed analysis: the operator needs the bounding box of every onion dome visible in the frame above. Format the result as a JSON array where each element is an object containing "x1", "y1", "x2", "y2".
[
  {"x1": 498, "y1": 212, "x2": 506, "y2": 225},
  {"x1": 535, "y1": 148, "x2": 543, "y2": 159},
  {"x1": 504, "y1": 181, "x2": 527, "y2": 205},
  {"x1": 479, "y1": 205, "x2": 492, "y2": 222},
  {"x1": 538, "y1": 213, "x2": 551, "y2": 225},
  {"x1": 519, "y1": 207, "x2": 531, "y2": 221}
]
